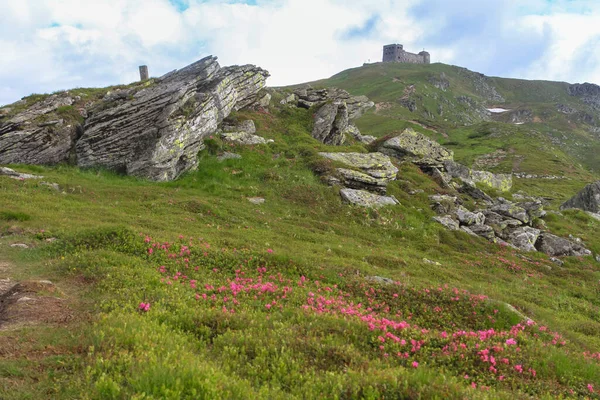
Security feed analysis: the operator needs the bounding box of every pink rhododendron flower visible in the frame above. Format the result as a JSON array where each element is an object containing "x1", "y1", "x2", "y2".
[
  {"x1": 505, "y1": 338, "x2": 517, "y2": 345},
  {"x1": 412, "y1": 361, "x2": 419, "y2": 368},
  {"x1": 138, "y1": 302, "x2": 150, "y2": 312}
]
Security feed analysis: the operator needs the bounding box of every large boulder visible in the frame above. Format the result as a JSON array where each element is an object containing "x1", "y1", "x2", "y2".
[
  {"x1": 560, "y1": 181, "x2": 600, "y2": 213},
  {"x1": 0, "y1": 94, "x2": 78, "y2": 165},
  {"x1": 379, "y1": 128, "x2": 454, "y2": 167},
  {"x1": 312, "y1": 101, "x2": 349, "y2": 145},
  {"x1": 455, "y1": 206, "x2": 485, "y2": 226},
  {"x1": 491, "y1": 200, "x2": 530, "y2": 224},
  {"x1": 432, "y1": 215, "x2": 460, "y2": 231},
  {"x1": 507, "y1": 227, "x2": 540, "y2": 252},
  {"x1": 319, "y1": 152, "x2": 398, "y2": 193},
  {"x1": 294, "y1": 87, "x2": 374, "y2": 145},
  {"x1": 535, "y1": 233, "x2": 592, "y2": 257},
  {"x1": 76, "y1": 56, "x2": 269, "y2": 181},
  {"x1": 340, "y1": 188, "x2": 399, "y2": 208},
  {"x1": 444, "y1": 161, "x2": 512, "y2": 192}
]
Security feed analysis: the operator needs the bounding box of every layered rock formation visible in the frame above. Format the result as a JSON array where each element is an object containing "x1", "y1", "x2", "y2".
[
  {"x1": 0, "y1": 94, "x2": 78, "y2": 165},
  {"x1": 378, "y1": 128, "x2": 453, "y2": 167},
  {"x1": 293, "y1": 87, "x2": 374, "y2": 145},
  {"x1": 77, "y1": 56, "x2": 269, "y2": 181}
]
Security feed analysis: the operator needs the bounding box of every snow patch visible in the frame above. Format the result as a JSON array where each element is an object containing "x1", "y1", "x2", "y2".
[{"x1": 487, "y1": 108, "x2": 510, "y2": 113}]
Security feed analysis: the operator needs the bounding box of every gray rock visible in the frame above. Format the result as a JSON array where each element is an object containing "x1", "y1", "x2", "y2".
[
  {"x1": 535, "y1": 233, "x2": 591, "y2": 257},
  {"x1": 550, "y1": 257, "x2": 564, "y2": 266},
  {"x1": 366, "y1": 276, "x2": 394, "y2": 285},
  {"x1": 432, "y1": 215, "x2": 459, "y2": 231},
  {"x1": 217, "y1": 152, "x2": 242, "y2": 162},
  {"x1": 319, "y1": 152, "x2": 398, "y2": 194},
  {"x1": 379, "y1": 128, "x2": 453, "y2": 167},
  {"x1": 280, "y1": 93, "x2": 297, "y2": 105},
  {"x1": 596, "y1": 254, "x2": 600, "y2": 263},
  {"x1": 455, "y1": 206, "x2": 485, "y2": 226},
  {"x1": 222, "y1": 120, "x2": 256, "y2": 135},
  {"x1": 0, "y1": 93, "x2": 77, "y2": 165},
  {"x1": 312, "y1": 101, "x2": 349, "y2": 145},
  {"x1": 40, "y1": 182, "x2": 61, "y2": 191},
  {"x1": 518, "y1": 201, "x2": 546, "y2": 219},
  {"x1": 221, "y1": 131, "x2": 270, "y2": 146},
  {"x1": 560, "y1": 181, "x2": 600, "y2": 213},
  {"x1": 340, "y1": 188, "x2": 399, "y2": 208},
  {"x1": 257, "y1": 93, "x2": 271, "y2": 108},
  {"x1": 491, "y1": 201, "x2": 530, "y2": 224},
  {"x1": 507, "y1": 227, "x2": 541, "y2": 252},
  {"x1": 247, "y1": 197, "x2": 265, "y2": 205},
  {"x1": 460, "y1": 226, "x2": 478, "y2": 237},
  {"x1": 0, "y1": 167, "x2": 43, "y2": 180},
  {"x1": 76, "y1": 56, "x2": 269, "y2": 181},
  {"x1": 344, "y1": 125, "x2": 376, "y2": 144},
  {"x1": 458, "y1": 183, "x2": 494, "y2": 204},
  {"x1": 429, "y1": 194, "x2": 458, "y2": 203},
  {"x1": 468, "y1": 224, "x2": 496, "y2": 240},
  {"x1": 10, "y1": 244, "x2": 29, "y2": 249},
  {"x1": 443, "y1": 161, "x2": 512, "y2": 192},
  {"x1": 295, "y1": 87, "x2": 374, "y2": 120}
]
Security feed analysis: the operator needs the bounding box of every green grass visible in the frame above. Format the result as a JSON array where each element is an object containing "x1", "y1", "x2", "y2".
[{"x1": 1, "y1": 63, "x2": 600, "y2": 398}]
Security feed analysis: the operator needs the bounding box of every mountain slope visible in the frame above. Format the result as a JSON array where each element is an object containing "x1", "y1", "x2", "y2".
[{"x1": 0, "y1": 60, "x2": 599, "y2": 398}]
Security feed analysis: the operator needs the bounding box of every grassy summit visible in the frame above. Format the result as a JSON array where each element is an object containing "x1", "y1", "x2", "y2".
[{"x1": 1, "y1": 62, "x2": 600, "y2": 399}]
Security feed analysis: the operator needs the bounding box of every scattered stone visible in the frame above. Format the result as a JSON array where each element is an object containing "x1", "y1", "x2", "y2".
[
  {"x1": 518, "y1": 201, "x2": 546, "y2": 220},
  {"x1": 596, "y1": 254, "x2": 600, "y2": 263},
  {"x1": 550, "y1": 257, "x2": 564, "y2": 266},
  {"x1": 10, "y1": 244, "x2": 29, "y2": 249},
  {"x1": 366, "y1": 276, "x2": 395, "y2": 285},
  {"x1": 444, "y1": 161, "x2": 512, "y2": 191},
  {"x1": 409, "y1": 189, "x2": 425, "y2": 195},
  {"x1": 560, "y1": 181, "x2": 600, "y2": 213},
  {"x1": 507, "y1": 227, "x2": 540, "y2": 252},
  {"x1": 432, "y1": 215, "x2": 459, "y2": 231},
  {"x1": 16, "y1": 296, "x2": 35, "y2": 303},
  {"x1": 222, "y1": 120, "x2": 256, "y2": 135},
  {"x1": 0, "y1": 167, "x2": 43, "y2": 180},
  {"x1": 40, "y1": 182, "x2": 61, "y2": 191},
  {"x1": 422, "y1": 258, "x2": 442, "y2": 266},
  {"x1": 460, "y1": 226, "x2": 478, "y2": 237},
  {"x1": 217, "y1": 152, "x2": 242, "y2": 162},
  {"x1": 247, "y1": 197, "x2": 265, "y2": 205},
  {"x1": 379, "y1": 128, "x2": 454, "y2": 167},
  {"x1": 340, "y1": 188, "x2": 399, "y2": 208},
  {"x1": 535, "y1": 233, "x2": 591, "y2": 257},
  {"x1": 221, "y1": 131, "x2": 271, "y2": 145}
]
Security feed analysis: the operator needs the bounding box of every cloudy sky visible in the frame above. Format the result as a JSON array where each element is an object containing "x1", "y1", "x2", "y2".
[{"x1": 1, "y1": 0, "x2": 600, "y2": 105}]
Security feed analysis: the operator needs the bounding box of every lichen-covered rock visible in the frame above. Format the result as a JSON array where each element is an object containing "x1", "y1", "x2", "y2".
[
  {"x1": 221, "y1": 131, "x2": 271, "y2": 145},
  {"x1": 312, "y1": 101, "x2": 349, "y2": 145},
  {"x1": 217, "y1": 152, "x2": 242, "y2": 162},
  {"x1": 455, "y1": 206, "x2": 485, "y2": 226},
  {"x1": 379, "y1": 128, "x2": 454, "y2": 167},
  {"x1": 340, "y1": 188, "x2": 399, "y2": 208},
  {"x1": 518, "y1": 201, "x2": 546, "y2": 220},
  {"x1": 429, "y1": 195, "x2": 459, "y2": 215},
  {"x1": 507, "y1": 227, "x2": 540, "y2": 252},
  {"x1": 0, "y1": 94, "x2": 77, "y2": 165},
  {"x1": 345, "y1": 125, "x2": 376, "y2": 144},
  {"x1": 444, "y1": 161, "x2": 512, "y2": 192},
  {"x1": 560, "y1": 181, "x2": 600, "y2": 213},
  {"x1": 222, "y1": 120, "x2": 256, "y2": 134},
  {"x1": 468, "y1": 224, "x2": 496, "y2": 240},
  {"x1": 491, "y1": 200, "x2": 530, "y2": 224},
  {"x1": 458, "y1": 183, "x2": 494, "y2": 204},
  {"x1": 319, "y1": 152, "x2": 398, "y2": 193},
  {"x1": 432, "y1": 215, "x2": 459, "y2": 231},
  {"x1": 535, "y1": 233, "x2": 591, "y2": 257},
  {"x1": 76, "y1": 56, "x2": 269, "y2": 181}
]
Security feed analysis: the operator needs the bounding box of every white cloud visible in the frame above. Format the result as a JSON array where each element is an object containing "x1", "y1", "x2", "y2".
[{"x1": 2, "y1": 0, "x2": 600, "y2": 105}]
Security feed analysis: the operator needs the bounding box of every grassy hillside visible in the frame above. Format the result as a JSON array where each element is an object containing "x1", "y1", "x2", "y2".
[{"x1": 1, "y1": 64, "x2": 600, "y2": 398}]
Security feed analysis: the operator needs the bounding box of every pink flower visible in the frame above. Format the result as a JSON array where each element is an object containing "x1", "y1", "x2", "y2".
[
  {"x1": 505, "y1": 338, "x2": 517, "y2": 346},
  {"x1": 147, "y1": 248, "x2": 153, "y2": 255},
  {"x1": 411, "y1": 361, "x2": 419, "y2": 368},
  {"x1": 138, "y1": 302, "x2": 150, "y2": 312},
  {"x1": 588, "y1": 384, "x2": 594, "y2": 393},
  {"x1": 514, "y1": 364, "x2": 523, "y2": 373},
  {"x1": 265, "y1": 304, "x2": 272, "y2": 310},
  {"x1": 267, "y1": 248, "x2": 274, "y2": 253}
]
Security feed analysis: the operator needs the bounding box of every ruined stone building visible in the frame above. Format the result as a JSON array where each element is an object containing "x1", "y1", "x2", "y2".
[{"x1": 382, "y1": 44, "x2": 430, "y2": 64}]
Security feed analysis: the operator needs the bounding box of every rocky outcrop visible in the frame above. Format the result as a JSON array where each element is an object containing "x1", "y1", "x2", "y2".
[
  {"x1": 319, "y1": 152, "x2": 398, "y2": 194},
  {"x1": 568, "y1": 83, "x2": 600, "y2": 110},
  {"x1": 293, "y1": 87, "x2": 374, "y2": 145},
  {"x1": 0, "y1": 94, "x2": 78, "y2": 165},
  {"x1": 340, "y1": 188, "x2": 399, "y2": 208},
  {"x1": 0, "y1": 167, "x2": 43, "y2": 180},
  {"x1": 560, "y1": 181, "x2": 600, "y2": 213},
  {"x1": 379, "y1": 128, "x2": 454, "y2": 167},
  {"x1": 76, "y1": 56, "x2": 269, "y2": 181},
  {"x1": 432, "y1": 215, "x2": 459, "y2": 231},
  {"x1": 345, "y1": 125, "x2": 376, "y2": 145},
  {"x1": 535, "y1": 233, "x2": 592, "y2": 257},
  {"x1": 507, "y1": 227, "x2": 540, "y2": 252}
]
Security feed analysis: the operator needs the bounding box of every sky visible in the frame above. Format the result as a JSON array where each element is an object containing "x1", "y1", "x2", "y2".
[{"x1": 1, "y1": 0, "x2": 600, "y2": 105}]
